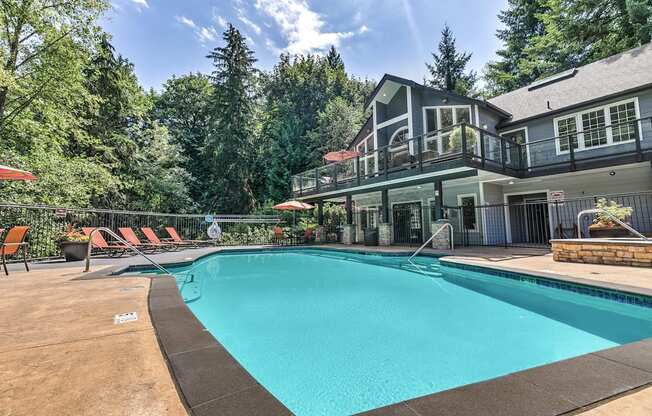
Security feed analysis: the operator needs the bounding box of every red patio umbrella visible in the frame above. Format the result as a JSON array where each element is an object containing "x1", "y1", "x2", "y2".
[
  {"x1": 323, "y1": 150, "x2": 359, "y2": 163},
  {"x1": 0, "y1": 165, "x2": 37, "y2": 181}
]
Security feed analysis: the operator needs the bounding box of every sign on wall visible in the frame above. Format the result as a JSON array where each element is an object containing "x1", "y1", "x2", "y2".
[{"x1": 549, "y1": 190, "x2": 565, "y2": 203}]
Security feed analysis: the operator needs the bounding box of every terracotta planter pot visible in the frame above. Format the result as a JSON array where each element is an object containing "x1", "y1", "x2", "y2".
[
  {"x1": 588, "y1": 224, "x2": 631, "y2": 238},
  {"x1": 60, "y1": 241, "x2": 90, "y2": 262}
]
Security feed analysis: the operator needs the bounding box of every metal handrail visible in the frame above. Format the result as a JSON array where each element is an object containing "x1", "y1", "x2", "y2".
[
  {"x1": 576, "y1": 209, "x2": 649, "y2": 240},
  {"x1": 409, "y1": 222, "x2": 454, "y2": 260},
  {"x1": 84, "y1": 227, "x2": 171, "y2": 274}
]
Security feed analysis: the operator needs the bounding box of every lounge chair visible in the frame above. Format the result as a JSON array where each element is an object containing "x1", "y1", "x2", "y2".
[
  {"x1": 164, "y1": 227, "x2": 209, "y2": 246},
  {"x1": 82, "y1": 227, "x2": 130, "y2": 257},
  {"x1": 304, "y1": 227, "x2": 314, "y2": 243},
  {"x1": 1, "y1": 226, "x2": 30, "y2": 275},
  {"x1": 141, "y1": 227, "x2": 179, "y2": 250},
  {"x1": 273, "y1": 226, "x2": 286, "y2": 245},
  {"x1": 118, "y1": 227, "x2": 161, "y2": 252}
]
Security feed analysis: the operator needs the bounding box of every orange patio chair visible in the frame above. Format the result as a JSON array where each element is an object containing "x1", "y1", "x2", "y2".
[
  {"x1": 82, "y1": 227, "x2": 130, "y2": 257},
  {"x1": 1, "y1": 226, "x2": 30, "y2": 275},
  {"x1": 164, "y1": 227, "x2": 209, "y2": 246},
  {"x1": 118, "y1": 227, "x2": 160, "y2": 252},
  {"x1": 274, "y1": 226, "x2": 286, "y2": 244},
  {"x1": 141, "y1": 227, "x2": 178, "y2": 250},
  {"x1": 304, "y1": 227, "x2": 314, "y2": 243}
]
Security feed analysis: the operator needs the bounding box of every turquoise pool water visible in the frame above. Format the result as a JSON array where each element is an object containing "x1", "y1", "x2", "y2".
[{"x1": 168, "y1": 249, "x2": 652, "y2": 416}]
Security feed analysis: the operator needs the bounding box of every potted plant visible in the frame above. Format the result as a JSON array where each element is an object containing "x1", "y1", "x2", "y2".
[
  {"x1": 57, "y1": 224, "x2": 90, "y2": 261},
  {"x1": 588, "y1": 198, "x2": 633, "y2": 238},
  {"x1": 449, "y1": 125, "x2": 477, "y2": 153}
]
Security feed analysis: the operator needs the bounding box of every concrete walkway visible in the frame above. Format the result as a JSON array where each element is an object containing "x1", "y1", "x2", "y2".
[
  {"x1": 0, "y1": 266, "x2": 186, "y2": 416},
  {"x1": 2, "y1": 245, "x2": 652, "y2": 415}
]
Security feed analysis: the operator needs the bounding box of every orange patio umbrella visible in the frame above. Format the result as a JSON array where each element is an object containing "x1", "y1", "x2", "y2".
[
  {"x1": 323, "y1": 150, "x2": 359, "y2": 163},
  {"x1": 273, "y1": 200, "x2": 314, "y2": 225},
  {"x1": 0, "y1": 165, "x2": 37, "y2": 181},
  {"x1": 273, "y1": 200, "x2": 314, "y2": 211}
]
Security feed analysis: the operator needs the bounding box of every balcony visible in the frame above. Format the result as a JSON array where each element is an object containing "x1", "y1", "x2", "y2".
[{"x1": 292, "y1": 118, "x2": 652, "y2": 198}]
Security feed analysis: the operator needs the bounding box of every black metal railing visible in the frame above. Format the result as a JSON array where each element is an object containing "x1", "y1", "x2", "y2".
[
  {"x1": 0, "y1": 204, "x2": 288, "y2": 260},
  {"x1": 292, "y1": 117, "x2": 652, "y2": 196}
]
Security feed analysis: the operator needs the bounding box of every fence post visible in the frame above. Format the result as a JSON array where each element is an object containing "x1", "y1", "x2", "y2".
[
  {"x1": 356, "y1": 156, "x2": 361, "y2": 185},
  {"x1": 384, "y1": 149, "x2": 389, "y2": 180},
  {"x1": 502, "y1": 204, "x2": 508, "y2": 248},
  {"x1": 479, "y1": 131, "x2": 485, "y2": 168},
  {"x1": 635, "y1": 119, "x2": 643, "y2": 162},
  {"x1": 554, "y1": 201, "x2": 561, "y2": 239},
  {"x1": 315, "y1": 168, "x2": 320, "y2": 193},
  {"x1": 299, "y1": 175, "x2": 303, "y2": 196},
  {"x1": 500, "y1": 137, "x2": 507, "y2": 172},
  {"x1": 569, "y1": 134, "x2": 576, "y2": 171},
  {"x1": 417, "y1": 136, "x2": 423, "y2": 172},
  {"x1": 333, "y1": 164, "x2": 338, "y2": 189},
  {"x1": 460, "y1": 122, "x2": 467, "y2": 157}
]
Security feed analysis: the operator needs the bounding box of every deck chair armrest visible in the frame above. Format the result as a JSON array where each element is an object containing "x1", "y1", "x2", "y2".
[{"x1": 1, "y1": 242, "x2": 28, "y2": 247}]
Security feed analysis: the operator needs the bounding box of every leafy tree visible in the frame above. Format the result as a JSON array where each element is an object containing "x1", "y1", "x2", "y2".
[
  {"x1": 203, "y1": 24, "x2": 258, "y2": 213},
  {"x1": 154, "y1": 73, "x2": 213, "y2": 202},
  {"x1": 308, "y1": 96, "x2": 366, "y2": 155},
  {"x1": 425, "y1": 24, "x2": 477, "y2": 95}
]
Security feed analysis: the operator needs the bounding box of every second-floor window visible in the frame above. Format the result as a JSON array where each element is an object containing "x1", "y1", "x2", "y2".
[
  {"x1": 423, "y1": 106, "x2": 472, "y2": 154},
  {"x1": 554, "y1": 98, "x2": 639, "y2": 155},
  {"x1": 356, "y1": 133, "x2": 376, "y2": 176}
]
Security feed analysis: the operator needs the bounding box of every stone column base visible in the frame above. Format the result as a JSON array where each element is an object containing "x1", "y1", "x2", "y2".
[
  {"x1": 379, "y1": 223, "x2": 391, "y2": 246},
  {"x1": 315, "y1": 225, "x2": 327, "y2": 243},
  {"x1": 342, "y1": 224, "x2": 356, "y2": 245},
  {"x1": 431, "y1": 220, "x2": 452, "y2": 250}
]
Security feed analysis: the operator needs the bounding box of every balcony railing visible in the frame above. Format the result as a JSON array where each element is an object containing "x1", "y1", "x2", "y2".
[{"x1": 292, "y1": 117, "x2": 652, "y2": 196}]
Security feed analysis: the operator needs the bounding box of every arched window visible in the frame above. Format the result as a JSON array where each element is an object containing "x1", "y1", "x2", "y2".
[{"x1": 389, "y1": 127, "x2": 409, "y2": 149}]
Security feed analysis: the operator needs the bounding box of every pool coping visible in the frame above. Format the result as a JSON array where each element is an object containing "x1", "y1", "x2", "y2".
[{"x1": 89, "y1": 246, "x2": 652, "y2": 416}]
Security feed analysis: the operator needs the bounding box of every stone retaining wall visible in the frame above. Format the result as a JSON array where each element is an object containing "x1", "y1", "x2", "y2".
[{"x1": 551, "y1": 239, "x2": 652, "y2": 268}]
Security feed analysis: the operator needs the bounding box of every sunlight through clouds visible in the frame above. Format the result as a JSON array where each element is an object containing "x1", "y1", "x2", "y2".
[{"x1": 175, "y1": 15, "x2": 219, "y2": 44}]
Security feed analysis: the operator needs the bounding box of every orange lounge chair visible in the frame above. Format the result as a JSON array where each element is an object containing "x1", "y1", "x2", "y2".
[
  {"x1": 118, "y1": 227, "x2": 160, "y2": 251},
  {"x1": 304, "y1": 227, "x2": 314, "y2": 243},
  {"x1": 274, "y1": 226, "x2": 285, "y2": 244},
  {"x1": 1, "y1": 226, "x2": 30, "y2": 275},
  {"x1": 82, "y1": 227, "x2": 130, "y2": 257},
  {"x1": 164, "y1": 227, "x2": 209, "y2": 246},
  {"x1": 141, "y1": 227, "x2": 178, "y2": 250}
]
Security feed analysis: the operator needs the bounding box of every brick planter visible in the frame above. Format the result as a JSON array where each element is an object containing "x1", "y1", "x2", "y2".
[{"x1": 551, "y1": 239, "x2": 652, "y2": 267}]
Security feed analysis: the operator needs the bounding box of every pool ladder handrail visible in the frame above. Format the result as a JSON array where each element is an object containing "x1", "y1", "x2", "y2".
[
  {"x1": 576, "y1": 209, "x2": 649, "y2": 240},
  {"x1": 409, "y1": 222, "x2": 454, "y2": 260},
  {"x1": 84, "y1": 227, "x2": 171, "y2": 274}
]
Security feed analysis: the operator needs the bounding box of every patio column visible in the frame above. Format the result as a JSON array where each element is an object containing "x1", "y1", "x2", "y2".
[
  {"x1": 431, "y1": 179, "x2": 452, "y2": 250},
  {"x1": 379, "y1": 189, "x2": 391, "y2": 245},
  {"x1": 316, "y1": 201, "x2": 326, "y2": 243},
  {"x1": 433, "y1": 180, "x2": 443, "y2": 220},
  {"x1": 343, "y1": 195, "x2": 356, "y2": 244}
]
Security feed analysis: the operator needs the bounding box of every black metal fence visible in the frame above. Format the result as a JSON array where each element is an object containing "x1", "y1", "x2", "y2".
[
  {"x1": 0, "y1": 204, "x2": 286, "y2": 260},
  {"x1": 448, "y1": 191, "x2": 652, "y2": 247},
  {"x1": 351, "y1": 191, "x2": 652, "y2": 248}
]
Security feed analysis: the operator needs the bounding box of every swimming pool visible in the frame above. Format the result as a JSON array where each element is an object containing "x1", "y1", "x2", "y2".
[{"x1": 165, "y1": 249, "x2": 652, "y2": 416}]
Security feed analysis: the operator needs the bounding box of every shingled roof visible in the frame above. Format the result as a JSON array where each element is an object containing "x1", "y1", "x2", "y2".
[{"x1": 488, "y1": 42, "x2": 652, "y2": 126}]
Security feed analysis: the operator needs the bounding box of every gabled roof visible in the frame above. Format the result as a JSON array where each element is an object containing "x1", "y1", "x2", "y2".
[
  {"x1": 489, "y1": 42, "x2": 652, "y2": 126},
  {"x1": 364, "y1": 74, "x2": 511, "y2": 118},
  {"x1": 348, "y1": 115, "x2": 373, "y2": 149}
]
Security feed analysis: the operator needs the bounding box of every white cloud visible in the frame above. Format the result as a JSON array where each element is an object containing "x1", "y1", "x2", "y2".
[
  {"x1": 238, "y1": 14, "x2": 262, "y2": 35},
  {"x1": 216, "y1": 15, "x2": 228, "y2": 29},
  {"x1": 176, "y1": 15, "x2": 197, "y2": 29},
  {"x1": 358, "y1": 25, "x2": 369, "y2": 34},
  {"x1": 176, "y1": 15, "x2": 219, "y2": 44},
  {"x1": 130, "y1": 0, "x2": 148, "y2": 8},
  {"x1": 255, "y1": 0, "x2": 356, "y2": 55}
]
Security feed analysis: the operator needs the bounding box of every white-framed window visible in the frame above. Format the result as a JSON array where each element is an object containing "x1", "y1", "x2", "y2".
[
  {"x1": 389, "y1": 126, "x2": 410, "y2": 149},
  {"x1": 554, "y1": 98, "x2": 640, "y2": 155},
  {"x1": 356, "y1": 133, "x2": 376, "y2": 176},
  {"x1": 457, "y1": 193, "x2": 478, "y2": 231},
  {"x1": 422, "y1": 105, "x2": 472, "y2": 154}
]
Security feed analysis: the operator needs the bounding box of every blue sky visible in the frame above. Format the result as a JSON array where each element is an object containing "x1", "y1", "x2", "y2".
[{"x1": 105, "y1": 0, "x2": 508, "y2": 90}]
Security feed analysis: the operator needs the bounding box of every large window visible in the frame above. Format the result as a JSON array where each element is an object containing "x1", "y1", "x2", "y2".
[
  {"x1": 458, "y1": 194, "x2": 478, "y2": 231},
  {"x1": 555, "y1": 98, "x2": 639, "y2": 154},
  {"x1": 356, "y1": 133, "x2": 376, "y2": 176},
  {"x1": 423, "y1": 106, "x2": 472, "y2": 155}
]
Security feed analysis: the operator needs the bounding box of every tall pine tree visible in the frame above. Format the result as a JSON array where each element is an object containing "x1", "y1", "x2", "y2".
[
  {"x1": 203, "y1": 24, "x2": 258, "y2": 213},
  {"x1": 484, "y1": 0, "x2": 550, "y2": 95},
  {"x1": 425, "y1": 24, "x2": 477, "y2": 96}
]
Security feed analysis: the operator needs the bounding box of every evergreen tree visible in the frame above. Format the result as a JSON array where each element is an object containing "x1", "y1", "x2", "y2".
[
  {"x1": 204, "y1": 24, "x2": 258, "y2": 213},
  {"x1": 326, "y1": 45, "x2": 344, "y2": 70},
  {"x1": 425, "y1": 24, "x2": 477, "y2": 96},
  {"x1": 484, "y1": 0, "x2": 550, "y2": 95}
]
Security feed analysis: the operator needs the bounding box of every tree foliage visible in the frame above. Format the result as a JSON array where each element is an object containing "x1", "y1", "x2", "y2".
[{"x1": 425, "y1": 24, "x2": 477, "y2": 96}]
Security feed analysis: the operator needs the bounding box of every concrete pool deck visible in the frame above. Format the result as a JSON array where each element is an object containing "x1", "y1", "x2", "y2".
[{"x1": 2, "y1": 245, "x2": 652, "y2": 415}]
